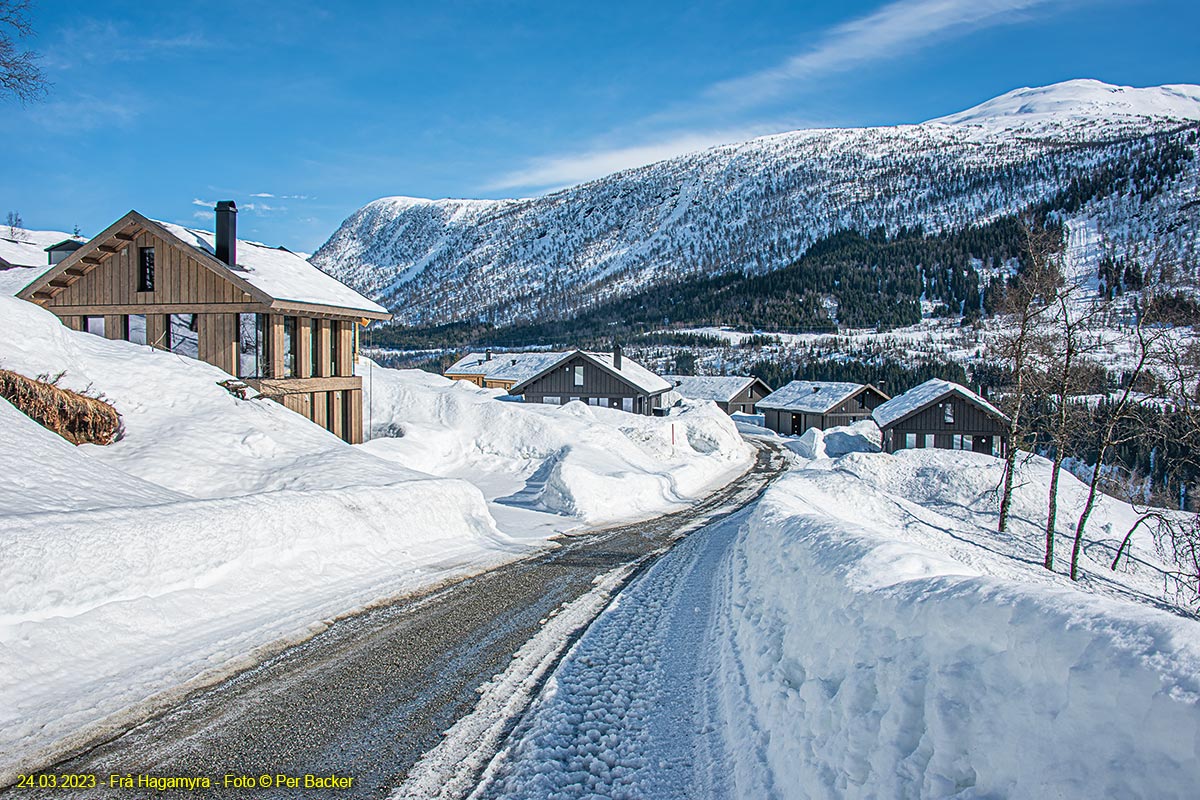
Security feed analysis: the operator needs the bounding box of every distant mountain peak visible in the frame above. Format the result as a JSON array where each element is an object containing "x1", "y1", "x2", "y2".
[{"x1": 929, "y1": 79, "x2": 1200, "y2": 129}]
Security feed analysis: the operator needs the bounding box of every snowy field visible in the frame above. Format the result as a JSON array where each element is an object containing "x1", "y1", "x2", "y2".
[
  {"x1": 0, "y1": 296, "x2": 751, "y2": 782},
  {"x1": 472, "y1": 442, "x2": 1200, "y2": 799}
]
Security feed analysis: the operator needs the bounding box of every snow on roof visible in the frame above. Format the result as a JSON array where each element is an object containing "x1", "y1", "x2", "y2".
[
  {"x1": 458, "y1": 349, "x2": 670, "y2": 395},
  {"x1": 662, "y1": 374, "x2": 757, "y2": 402},
  {"x1": 0, "y1": 229, "x2": 80, "y2": 269},
  {"x1": 446, "y1": 351, "x2": 568, "y2": 384},
  {"x1": 757, "y1": 381, "x2": 867, "y2": 413},
  {"x1": 584, "y1": 352, "x2": 671, "y2": 395},
  {"x1": 0, "y1": 229, "x2": 85, "y2": 296},
  {"x1": 154, "y1": 220, "x2": 388, "y2": 316},
  {"x1": 872, "y1": 379, "x2": 1008, "y2": 429}
]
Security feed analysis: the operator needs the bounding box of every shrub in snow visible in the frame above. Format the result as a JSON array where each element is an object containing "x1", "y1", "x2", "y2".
[{"x1": 0, "y1": 368, "x2": 120, "y2": 445}]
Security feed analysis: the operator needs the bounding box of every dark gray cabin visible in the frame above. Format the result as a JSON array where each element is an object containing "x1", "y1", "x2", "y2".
[
  {"x1": 508, "y1": 346, "x2": 671, "y2": 415},
  {"x1": 872, "y1": 379, "x2": 1009, "y2": 456},
  {"x1": 757, "y1": 381, "x2": 890, "y2": 435}
]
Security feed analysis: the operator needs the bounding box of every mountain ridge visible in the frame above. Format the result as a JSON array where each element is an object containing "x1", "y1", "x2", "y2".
[{"x1": 312, "y1": 80, "x2": 1200, "y2": 327}]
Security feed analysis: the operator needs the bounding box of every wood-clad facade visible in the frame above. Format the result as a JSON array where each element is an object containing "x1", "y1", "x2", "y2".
[
  {"x1": 19, "y1": 210, "x2": 388, "y2": 444},
  {"x1": 512, "y1": 352, "x2": 667, "y2": 415},
  {"x1": 877, "y1": 390, "x2": 1008, "y2": 456},
  {"x1": 719, "y1": 379, "x2": 771, "y2": 415},
  {"x1": 760, "y1": 384, "x2": 889, "y2": 435}
]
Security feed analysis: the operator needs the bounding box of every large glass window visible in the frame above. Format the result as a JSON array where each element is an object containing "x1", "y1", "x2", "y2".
[
  {"x1": 944, "y1": 402, "x2": 955, "y2": 424},
  {"x1": 329, "y1": 320, "x2": 340, "y2": 376},
  {"x1": 169, "y1": 314, "x2": 198, "y2": 358},
  {"x1": 573, "y1": 365, "x2": 584, "y2": 387},
  {"x1": 127, "y1": 314, "x2": 147, "y2": 345},
  {"x1": 84, "y1": 316, "x2": 105, "y2": 337},
  {"x1": 238, "y1": 313, "x2": 262, "y2": 378},
  {"x1": 283, "y1": 316, "x2": 297, "y2": 378}
]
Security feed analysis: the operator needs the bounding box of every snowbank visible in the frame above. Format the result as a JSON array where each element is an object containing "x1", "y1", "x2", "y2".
[
  {"x1": 0, "y1": 297, "x2": 525, "y2": 779},
  {"x1": 790, "y1": 420, "x2": 881, "y2": 459},
  {"x1": 726, "y1": 450, "x2": 1200, "y2": 798},
  {"x1": 357, "y1": 361, "x2": 754, "y2": 526}
]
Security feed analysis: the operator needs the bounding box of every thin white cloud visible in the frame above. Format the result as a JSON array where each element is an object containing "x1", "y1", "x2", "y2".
[
  {"x1": 250, "y1": 192, "x2": 275, "y2": 198},
  {"x1": 191, "y1": 198, "x2": 214, "y2": 208},
  {"x1": 487, "y1": 0, "x2": 1070, "y2": 194},
  {"x1": 484, "y1": 127, "x2": 773, "y2": 192},
  {"x1": 708, "y1": 0, "x2": 1056, "y2": 107}
]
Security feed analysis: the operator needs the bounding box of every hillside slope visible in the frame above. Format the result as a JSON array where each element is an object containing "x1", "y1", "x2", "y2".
[{"x1": 313, "y1": 80, "x2": 1200, "y2": 327}]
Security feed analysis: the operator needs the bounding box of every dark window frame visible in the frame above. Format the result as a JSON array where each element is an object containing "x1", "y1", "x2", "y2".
[{"x1": 137, "y1": 247, "x2": 155, "y2": 292}]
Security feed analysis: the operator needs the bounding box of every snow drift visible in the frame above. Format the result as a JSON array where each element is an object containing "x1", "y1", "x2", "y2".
[
  {"x1": 358, "y1": 361, "x2": 754, "y2": 526},
  {"x1": 725, "y1": 450, "x2": 1200, "y2": 798}
]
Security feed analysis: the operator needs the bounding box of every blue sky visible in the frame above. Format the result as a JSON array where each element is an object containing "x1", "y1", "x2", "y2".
[{"x1": 2, "y1": 0, "x2": 1197, "y2": 251}]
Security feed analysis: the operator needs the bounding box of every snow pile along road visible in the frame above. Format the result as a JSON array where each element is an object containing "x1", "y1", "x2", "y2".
[
  {"x1": 0, "y1": 297, "x2": 522, "y2": 782},
  {"x1": 724, "y1": 449, "x2": 1200, "y2": 798},
  {"x1": 358, "y1": 361, "x2": 754, "y2": 527}
]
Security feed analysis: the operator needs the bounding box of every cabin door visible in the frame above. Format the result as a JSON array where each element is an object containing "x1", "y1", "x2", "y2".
[{"x1": 791, "y1": 413, "x2": 803, "y2": 435}]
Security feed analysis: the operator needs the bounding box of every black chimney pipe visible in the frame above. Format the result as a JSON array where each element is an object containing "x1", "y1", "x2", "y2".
[
  {"x1": 215, "y1": 200, "x2": 237, "y2": 266},
  {"x1": 613, "y1": 342, "x2": 622, "y2": 370}
]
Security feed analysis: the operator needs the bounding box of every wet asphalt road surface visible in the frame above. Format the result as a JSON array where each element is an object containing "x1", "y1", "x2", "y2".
[{"x1": 9, "y1": 441, "x2": 786, "y2": 800}]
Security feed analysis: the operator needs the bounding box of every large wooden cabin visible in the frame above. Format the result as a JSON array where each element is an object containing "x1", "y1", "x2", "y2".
[
  {"x1": 872, "y1": 379, "x2": 1009, "y2": 456},
  {"x1": 18, "y1": 202, "x2": 390, "y2": 443}
]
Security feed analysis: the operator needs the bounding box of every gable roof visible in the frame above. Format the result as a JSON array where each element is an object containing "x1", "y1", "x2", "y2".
[
  {"x1": 507, "y1": 350, "x2": 671, "y2": 395},
  {"x1": 18, "y1": 211, "x2": 389, "y2": 320},
  {"x1": 757, "y1": 381, "x2": 883, "y2": 413},
  {"x1": 153, "y1": 220, "x2": 389, "y2": 318},
  {"x1": 872, "y1": 379, "x2": 1009, "y2": 429},
  {"x1": 662, "y1": 374, "x2": 767, "y2": 402},
  {"x1": 446, "y1": 351, "x2": 567, "y2": 384}
]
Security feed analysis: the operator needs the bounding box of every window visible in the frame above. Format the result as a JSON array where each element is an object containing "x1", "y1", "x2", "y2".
[
  {"x1": 283, "y1": 316, "x2": 297, "y2": 378},
  {"x1": 329, "y1": 320, "x2": 340, "y2": 376},
  {"x1": 588, "y1": 398, "x2": 601, "y2": 406},
  {"x1": 943, "y1": 402, "x2": 954, "y2": 424},
  {"x1": 904, "y1": 433, "x2": 917, "y2": 449},
  {"x1": 857, "y1": 393, "x2": 867, "y2": 409},
  {"x1": 84, "y1": 316, "x2": 105, "y2": 337},
  {"x1": 126, "y1": 314, "x2": 147, "y2": 345},
  {"x1": 169, "y1": 314, "x2": 199, "y2": 358},
  {"x1": 622, "y1": 398, "x2": 634, "y2": 412},
  {"x1": 308, "y1": 319, "x2": 318, "y2": 378},
  {"x1": 238, "y1": 313, "x2": 262, "y2": 378},
  {"x1": 573, "y1": 365, "x2": 584, "y2": 387},
  {"x1": 137, "y1": 247, "x2": 155, "y2": 292},
  {"x1": 541, "y1": 396, "x2": 561, "y2": 405}
]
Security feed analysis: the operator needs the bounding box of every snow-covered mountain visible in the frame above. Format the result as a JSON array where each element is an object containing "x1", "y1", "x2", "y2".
[{"x1": 312, "y1": 80, "x2": 1200, "y2": 327}]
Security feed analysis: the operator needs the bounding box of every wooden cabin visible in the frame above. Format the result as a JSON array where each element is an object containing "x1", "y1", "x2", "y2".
[
  {"x1": 872, "y1": 379, "x2": 1009, "y2": 456},
  {"x1": 506, "y1": 346, "x2": 671, "y2": 415},
  {"x1": 18, "y1": 202, "x2": 391, "y2": 443},
  {"x1": 662, "y1": 375, "x2": 772, "y2": 415},
  {"x1": 758, "y1": 381, "x2": 890, "y2": 434}
]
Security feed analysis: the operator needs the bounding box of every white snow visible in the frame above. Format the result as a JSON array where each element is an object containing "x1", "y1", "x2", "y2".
[
  {"x1": 757, "y1": 380, "x2": 869, "y2": 413},
  {"x1": 872, "y1": 377, "x2": 1006, "y2": 428},
  {"x1": 357, "y1": 359, "x2": 754, "y2": 530},
  {"x1": 0, "y1": 296, "x2": 752, "y2": 781},
  {"x1": 474, "y1": 447, "x2": 1200, "y2": 798},
  {"x1": 662, "y1": 374, "x2": 758, "y2": 403}
]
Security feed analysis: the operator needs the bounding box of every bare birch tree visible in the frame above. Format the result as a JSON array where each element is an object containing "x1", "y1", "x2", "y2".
[{"x1": 0, "y1": 1, "x2": 46, "y2": 103}]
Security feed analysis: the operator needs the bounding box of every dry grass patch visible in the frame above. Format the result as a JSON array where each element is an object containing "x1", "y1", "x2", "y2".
[{"x1": 0, "y1": 369, "x2": 121, "y2": 445}]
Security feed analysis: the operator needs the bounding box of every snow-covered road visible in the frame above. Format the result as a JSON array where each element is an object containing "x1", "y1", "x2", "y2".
[{"x1": 473, "y1": 496, "x2": 773, "y2": 799}]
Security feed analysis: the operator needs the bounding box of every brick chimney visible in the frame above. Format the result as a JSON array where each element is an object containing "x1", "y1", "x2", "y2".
[{"x1": 215, "y1": 200, "x2": 237, "y2": 266}]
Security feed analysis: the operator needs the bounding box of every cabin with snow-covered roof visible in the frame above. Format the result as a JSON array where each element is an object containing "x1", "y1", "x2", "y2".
[
  {"x1": 17, "y1": 202, "x2": 390, "y2": 443},
  {"x1": 444, "y1": 350, "x2": 567, "y2": 391},
  {"x1": 872, "y1": 379, "x2": 1009, "y2": 456},
  {"x1": 662, "y1": 374, "x2": 772, "y2": 415},
  {"x1": 489, "y1": 345, "x2": 671, "y2": 415},
  {"x1": 757, "y1": 380, "x2": 889, "y2": 435}
]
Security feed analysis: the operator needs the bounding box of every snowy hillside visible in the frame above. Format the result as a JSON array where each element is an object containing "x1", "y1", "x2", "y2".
[{"x1": 312, "y1": 80, "x2": 1200, "y2": 326}]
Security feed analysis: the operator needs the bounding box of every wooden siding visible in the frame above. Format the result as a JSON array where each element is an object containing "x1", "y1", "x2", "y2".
[
  {"x1": 516, "y1": 354, "x2": 663, "y2": 414},
  {"x1": 882, "y1": 393, "x2": 1007, "y2": 454},
  {"x1": 46, "y1": 230, "x2": 251, "y2": 309},
  {"x1": 760, "y1": 386, "x2": 887, "y2": 434}
]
